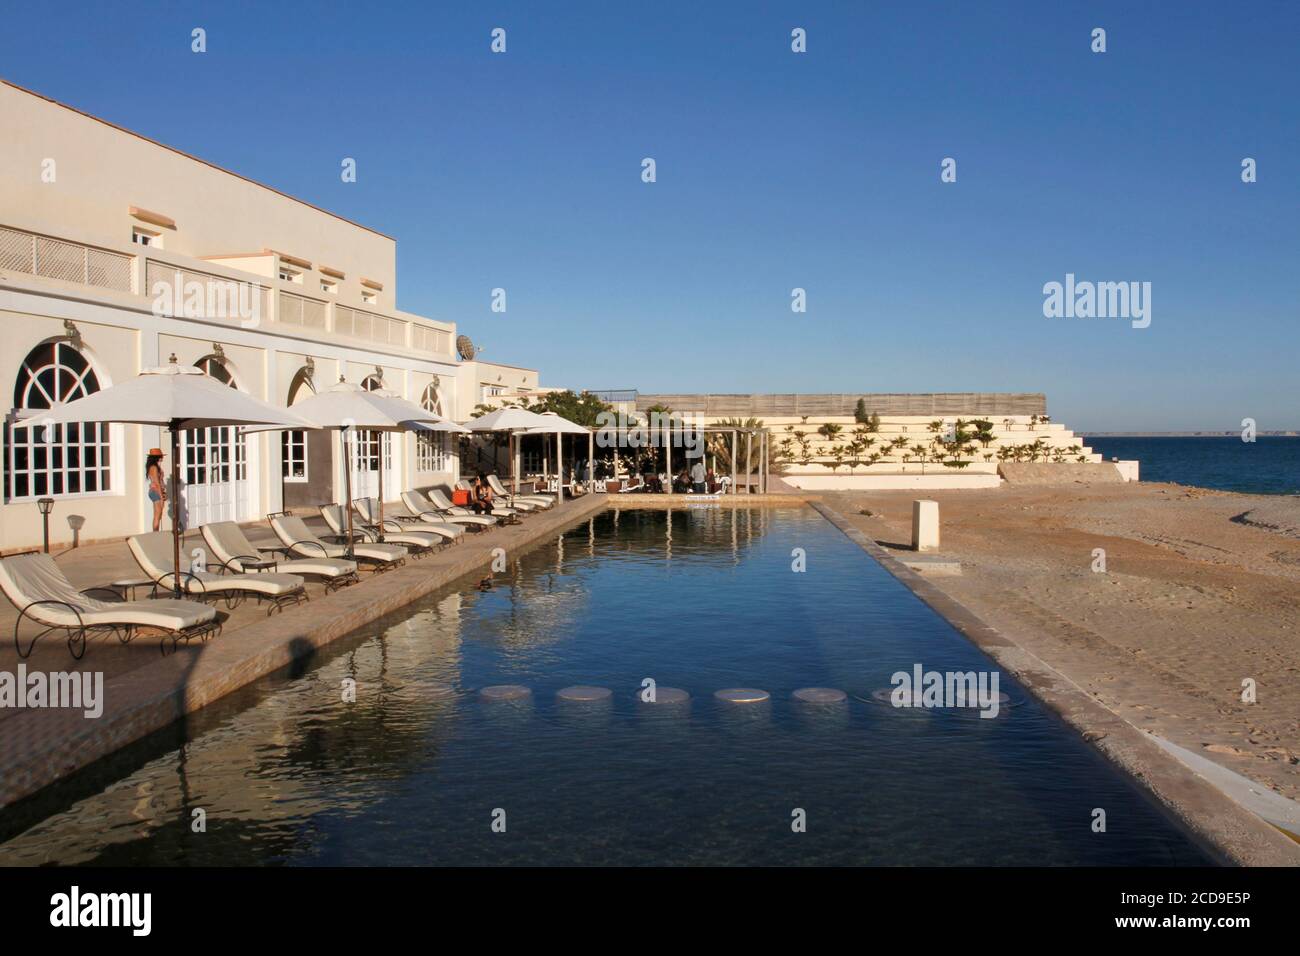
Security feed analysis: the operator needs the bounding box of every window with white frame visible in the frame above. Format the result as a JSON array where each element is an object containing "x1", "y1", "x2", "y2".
[
  {"x1": 320, "y1": 278, "x2": 337, "y2": 295},
  {"x1": 132, "y1": 226, "x2": 162, "y2": 248},
  {"x1": 278, "y1": 265, "x2": 302, "y2": 284},
  {"x1": 416, "y1": 382, "x2": 451, "y2": 472},
  {"x1": 6, "y1": 341, "x2": 112, "y2": 498},
  {"x1": 281, "y1": 429, "x2": 307, "y2": 481},
  {"x1": 360, "y1": 288, "x2": 377, "y2": 305},
  {"x1": 283, "y1": 367, "x2": 314, "y2": 482}
]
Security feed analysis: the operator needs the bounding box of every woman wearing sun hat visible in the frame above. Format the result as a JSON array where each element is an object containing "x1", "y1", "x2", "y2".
[{"x1": 145, "y1": 447, "x2": 167, "y2": 531}]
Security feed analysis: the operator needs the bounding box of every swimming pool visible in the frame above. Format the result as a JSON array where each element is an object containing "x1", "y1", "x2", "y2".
[{"x1": 0, "y1": 507, "x2": 1208, "y2": 865}]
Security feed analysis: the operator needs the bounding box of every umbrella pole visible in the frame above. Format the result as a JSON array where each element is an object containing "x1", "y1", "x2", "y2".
[
  {"x1": 342, "y1": 426, "x2": 355, "y2": 558},
  {"x1": 376, "y1": 434, "x2": 385, "y2": 542},
  {"x1": 170, "y1": 420, "x2": 183, "y2": 599}
]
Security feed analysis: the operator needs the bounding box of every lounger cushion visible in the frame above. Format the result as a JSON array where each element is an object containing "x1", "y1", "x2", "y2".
[
  {"x1": 353, "y1": 543, "x2": 408, "y2": 563},
  {"x1": 202, "y1": 522, "x2": 357, "y2": 579},
  {"x1": 430, "y1": 489, "x2": 516, "y2": 517},
  {"x1": 129, "y1": 532, "x2": 305, "y2": 597},
  {"x1": 0, "y1": 553, "x2": 215, "y2": 630},
  {"x1": 272, "y1": 514, "x2": 406, "y2": 563},
  {"x1": 403, "y1": 491, "x2": 497, "y2": 526}
]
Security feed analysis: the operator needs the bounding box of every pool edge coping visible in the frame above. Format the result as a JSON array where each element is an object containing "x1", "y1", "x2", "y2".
[{"x1": 808, "y1": 500, "x2": 1300, "y2": 868}]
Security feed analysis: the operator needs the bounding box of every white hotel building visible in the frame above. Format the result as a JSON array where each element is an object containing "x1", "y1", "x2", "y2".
[{"x1": 0, "y1": 79, "x2": 540, "y2": 552}]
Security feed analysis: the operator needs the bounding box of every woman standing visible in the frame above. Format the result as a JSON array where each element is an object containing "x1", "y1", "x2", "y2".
[{"x1": 145, "y1": 448, "x2": 167, "y2": 531}]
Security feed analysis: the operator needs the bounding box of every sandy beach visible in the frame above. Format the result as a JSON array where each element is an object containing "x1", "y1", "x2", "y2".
[{"x1": 820, "y1": 482, "x2": 1300, "y2": 804}]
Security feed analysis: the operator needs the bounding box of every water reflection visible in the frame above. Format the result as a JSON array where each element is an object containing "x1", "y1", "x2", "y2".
[{"x1": 0, "y1": 508, "x2": 1207, "y2": 867}]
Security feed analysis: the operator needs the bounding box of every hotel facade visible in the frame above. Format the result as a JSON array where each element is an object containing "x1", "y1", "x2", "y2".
[{"x1": 0, "y1": 80, "x2": 538, "y2": 552}]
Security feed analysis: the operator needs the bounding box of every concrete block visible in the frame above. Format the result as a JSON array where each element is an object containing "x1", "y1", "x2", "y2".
[
  {"x1": 912, "y1": 499, "x2": 940, "y2": 551},
  {"x1": 1113, "y1": 460, "x2": 1139, "y2": 482}
]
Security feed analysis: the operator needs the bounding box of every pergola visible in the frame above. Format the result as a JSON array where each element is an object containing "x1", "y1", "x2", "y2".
[{"x1": 596, "y1": 423, "x2": 771, "y2": 493}]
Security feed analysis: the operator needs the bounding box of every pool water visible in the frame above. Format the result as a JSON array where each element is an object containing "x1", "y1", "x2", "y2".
[{"x1": 0, "y1": 507, "x2": 1209, "y2": 866}]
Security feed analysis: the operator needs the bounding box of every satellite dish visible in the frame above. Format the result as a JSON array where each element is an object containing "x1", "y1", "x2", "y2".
[{"x1": 456, "y1": 335, "x2": 477, "y2": 361}]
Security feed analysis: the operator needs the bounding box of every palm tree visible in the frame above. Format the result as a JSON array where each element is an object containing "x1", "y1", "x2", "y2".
[
  {"x1": 846, "y1": 439, "x2": 865, "y2": 474},
  {"x1": 816, "y1": 422, "x2": 843, "y2": 444},
  {"x1": 709, "y1": 417, "x2": 785, "y2": 476},
  {"x1": 910, "y1": 443, "x2": 928, "y2": 474}
]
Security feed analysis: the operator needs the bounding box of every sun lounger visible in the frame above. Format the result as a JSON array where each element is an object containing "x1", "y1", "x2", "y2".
[
  {"x1": 352, "y1": 498, "x2": 463, "y2": 546},
  {"x1": 127, "y1": 531, "x2": 306, "y2": 615},
  {"x1": 487, "y1": 473, "x2": 554, "y2": 508},
  {"x1": 401, "y1": 490, "x2": 497, "y2": 529},
  {"x1": 459, "y1": 478, "x2": 540, "y2": 511},
  {"x1": 318, "y1": 502, "x2": 442, "y2": 556},
  {"x1": 269, "y1": 513, "x2": 408, "y2": 571},
  {"x1": 427, "y1": 487, "x2": 519, "y2": 522},
  {"x1": 201, "y1": 521, "x2": 359, "y2": 592},
  {"x1": 0, "y1": 551, "x2": 220, "y2": 659}
]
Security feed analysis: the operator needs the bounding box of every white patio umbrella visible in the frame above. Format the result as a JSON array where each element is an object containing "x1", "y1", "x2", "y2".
[
  {"x1": 522, "y1": 412, "x2": 593, "y2": 496},
  {"x1": 249, "y1": 379, "x2": 464, "y2": 550},
  {"x1": 22, "y1": 359, "x2": 314, "y2": 596},
  {"x1": 467, "y1": 406, "x2": 554, "y2": 502}
]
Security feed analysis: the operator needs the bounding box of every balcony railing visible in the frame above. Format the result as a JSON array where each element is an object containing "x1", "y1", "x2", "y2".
[
  {"x1": 146, "y1": 260, "x2": 270, "y2": 322},
  {"x1": 278, "y1": 290, "x2": 329, "y2": 331},
  {"x1": 3, "y1": 223, "x2": 454, "y2": 358},
  {"x1": 0, "y1": 224, "x2": 132, "y2": 293}
]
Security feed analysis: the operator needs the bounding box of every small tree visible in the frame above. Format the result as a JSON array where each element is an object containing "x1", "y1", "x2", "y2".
[
  {"x1": 817, "y1": 422, "x2": 843, "y2": 443},
  {"x1": 910, "y1": 443, "x2": 929, "y2": 474},
  {"x1": 854, "y1": 398, "x2": 869, "y2": 424},
  {"x1": 868, "y1": 411, "x2": 882, "y2": 433},
  {"x1": 828, "y1": 444, "x2": 848, "y2": 473},
  {"x1": 846, "y1": 439, "x2": 865, "y2": 474}
]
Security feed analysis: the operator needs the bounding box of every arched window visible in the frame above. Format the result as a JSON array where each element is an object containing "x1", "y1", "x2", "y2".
[
  {"x1": 7, "y1": 341, "x2": 111, "y2": 498},
  {"x1": 282, "y1": 367, "x2": 314, "y2": 482},
  {"x1": 416, "y1": 382, "x2": 450, "y2": 472},
  {"x1": 354, "y1": 375, "x2": 388, "y2": 476},
  {"x1": 184, "y1": 356, "x2": 245, "y2": 489}
]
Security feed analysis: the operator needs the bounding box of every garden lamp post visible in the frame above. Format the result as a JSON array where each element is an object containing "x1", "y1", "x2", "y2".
[{"x1": 37, "y1": 497, "x2": 54, "y2": 553}]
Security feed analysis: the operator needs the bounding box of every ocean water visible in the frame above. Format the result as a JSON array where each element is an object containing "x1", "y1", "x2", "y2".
[
  {"x1": 0, "y1": 508, "x2": 1208, "y2": 866},
  {"x1": 1084, "y1": 436, "x2": 1300, "y2": 496}
]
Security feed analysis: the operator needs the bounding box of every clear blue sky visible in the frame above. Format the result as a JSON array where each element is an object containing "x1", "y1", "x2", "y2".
[{"x1": 3, "y1": 1, "x2": 1296, "y2": 430}]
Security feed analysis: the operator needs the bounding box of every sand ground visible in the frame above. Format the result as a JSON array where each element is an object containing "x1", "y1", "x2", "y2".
[{"x1": 820, "y1": 482, "x2": 1300, "y2": 802}]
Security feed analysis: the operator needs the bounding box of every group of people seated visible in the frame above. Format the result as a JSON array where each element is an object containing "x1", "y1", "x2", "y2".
[{"x1": 612, "y1": 457, "x2": 728, "y2": 494}]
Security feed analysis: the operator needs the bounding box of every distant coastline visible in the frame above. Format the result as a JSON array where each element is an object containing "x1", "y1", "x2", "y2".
[
  {"x1": 1083, "y1": 435, "x2": 1299, "y2": 496},
  {"x1": 1081, "y1": 431, "x2": 1298, "y2": 438}
]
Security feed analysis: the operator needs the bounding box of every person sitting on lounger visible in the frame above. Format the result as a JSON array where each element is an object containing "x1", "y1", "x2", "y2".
[{"x1": 471, "y1": 473, "x2": 495, "y2": 515}]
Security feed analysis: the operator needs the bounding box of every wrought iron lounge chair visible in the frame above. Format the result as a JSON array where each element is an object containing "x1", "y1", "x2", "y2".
[
  {"x1": 400, "y1": 490, "x2": 497, "y2": 529},
  {"x1": 0, "y1": 551, "x2": 220, "y2": 659},
  {"x1": 128, "y1": 531, "x2": 306, "y2": 615},
  {"x1": 201, "y1": 521, "x2": 359, "y2": 592},
  {"x1": 318, "y1": 502, "x2": 439, "y2": 556},
  {"x1": 461, "y1": 478, "x2": 540, "y2": 511},
  {"x1": 350, "y1": 498, "x2": 463, "y2": 546},
  {"x1": 268, "y1": 512, "x2": 407, "y2": 572},
  {"x1": 427, "y1": 487, "x2": 519, "y2": 523},
  {"x1": 487, "y1": 473, "x2": 555, "y2": 508}
]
